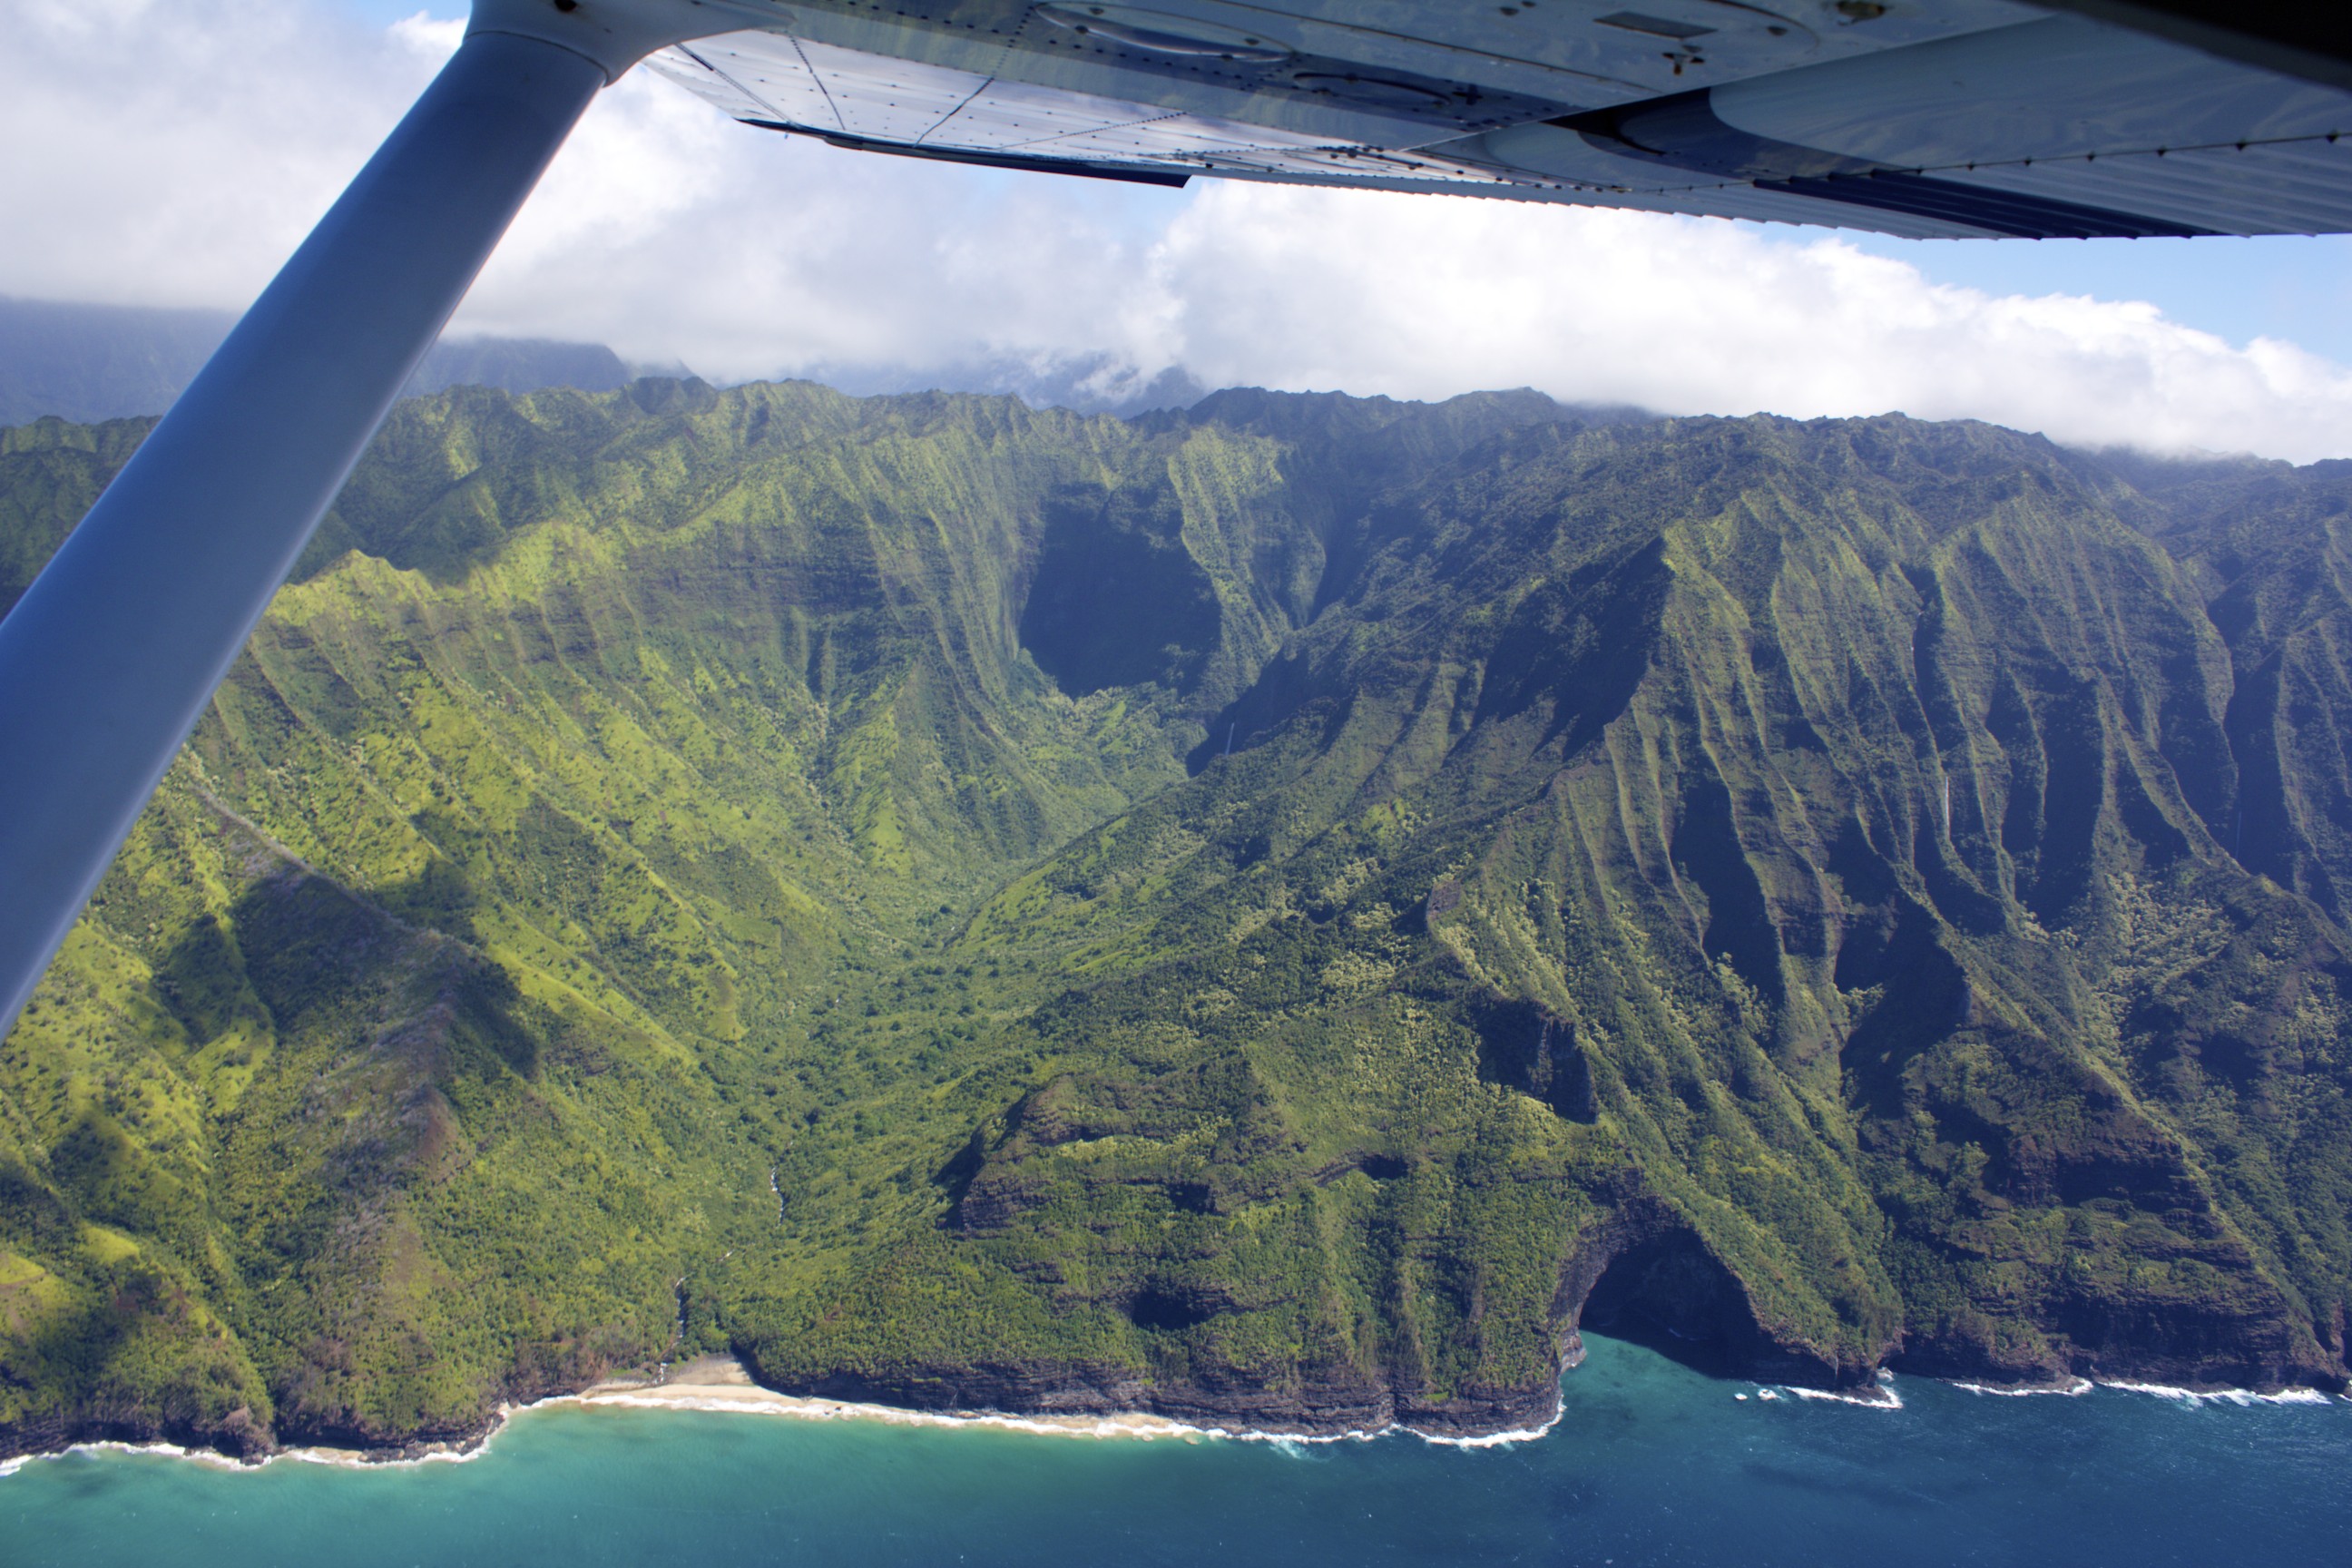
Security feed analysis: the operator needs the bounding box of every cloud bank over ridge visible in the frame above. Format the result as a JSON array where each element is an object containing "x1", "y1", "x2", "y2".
[{"x1": 9, "y1": 0, "x2": 2352, "y2": 459}]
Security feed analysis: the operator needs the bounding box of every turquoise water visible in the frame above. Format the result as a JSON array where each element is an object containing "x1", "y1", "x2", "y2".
[{"x1": 7, "y1": 1337, "x2": 2349, "y2": 1566}]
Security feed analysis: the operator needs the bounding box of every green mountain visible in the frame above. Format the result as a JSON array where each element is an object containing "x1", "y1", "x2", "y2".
[{"x1": 4, "y1": 383, "x2": 2351, "y2": 1457}]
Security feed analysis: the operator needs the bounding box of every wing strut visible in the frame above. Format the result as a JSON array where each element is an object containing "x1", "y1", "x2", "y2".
[{"x1": 0, "y1": 27, "x2": 616, "y2": 1033}]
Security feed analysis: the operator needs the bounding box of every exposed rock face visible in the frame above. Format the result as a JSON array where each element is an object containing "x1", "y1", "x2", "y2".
[{"x1": 749, "y1": 1192, "x2": 1877, "y2": 1439}]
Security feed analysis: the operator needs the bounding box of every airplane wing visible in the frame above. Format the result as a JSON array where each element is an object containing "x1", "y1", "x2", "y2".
[{"x1": 645, "y1": 2, "x2": 2352, "y2": 238}]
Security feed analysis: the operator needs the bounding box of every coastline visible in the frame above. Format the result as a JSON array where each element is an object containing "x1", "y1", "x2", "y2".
[{"x1": 9, "y1": 1351, "x2": 2349, "y2": 1481}]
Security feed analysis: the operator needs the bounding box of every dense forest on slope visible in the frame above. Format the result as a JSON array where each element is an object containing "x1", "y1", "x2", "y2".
[{"x1": 5, "y1": 382, "x2": 2352, "y2": 1455}]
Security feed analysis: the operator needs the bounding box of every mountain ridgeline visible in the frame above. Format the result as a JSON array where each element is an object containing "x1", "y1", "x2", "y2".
[
  {"x1": 0, "y1": 295, "x2": 633, "y2": 426},
  {"x1": 5, "y1": 381, "x2": 2352, "y2": 1456}
]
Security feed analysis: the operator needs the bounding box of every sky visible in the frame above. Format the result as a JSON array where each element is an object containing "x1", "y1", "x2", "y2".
[{"x1": 11, "y1": 0, "x2": 2352, "y2": 461}]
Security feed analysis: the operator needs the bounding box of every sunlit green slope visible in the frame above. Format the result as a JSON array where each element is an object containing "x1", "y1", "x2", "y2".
[{"x1": 5, "y1": 385, "x2": 2350, "y2": 1453}]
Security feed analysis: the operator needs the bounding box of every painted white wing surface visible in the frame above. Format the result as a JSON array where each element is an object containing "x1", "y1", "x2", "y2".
[{"x1": 647, "y1": 2, "x2": 2352, "y2": 237}]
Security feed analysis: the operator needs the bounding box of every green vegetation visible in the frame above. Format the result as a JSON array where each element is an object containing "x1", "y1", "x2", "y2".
[{"x1": 5, "y1": 383, "x2": 2352, "y2": 1454}]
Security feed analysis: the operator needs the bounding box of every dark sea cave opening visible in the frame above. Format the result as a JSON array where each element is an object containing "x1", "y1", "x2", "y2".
[{"x1": 1577, "y1": 1231, "x2": 1762, "y2": 1379}]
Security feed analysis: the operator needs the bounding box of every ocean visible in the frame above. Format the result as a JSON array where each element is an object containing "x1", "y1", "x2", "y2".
[{"x1": 6, "y1": 1335, "x2": 2348, "y2": 1566}]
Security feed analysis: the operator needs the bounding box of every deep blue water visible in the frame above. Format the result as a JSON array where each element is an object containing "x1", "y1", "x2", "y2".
[{"x1": 7, "y1": 1336, "x2": 2350, "y2": 1567}]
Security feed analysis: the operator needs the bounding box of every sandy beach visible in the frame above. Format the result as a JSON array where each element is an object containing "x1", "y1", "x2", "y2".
[{"x1": 559, "y1": 1357, "x2": 1217, "y2": 1441}]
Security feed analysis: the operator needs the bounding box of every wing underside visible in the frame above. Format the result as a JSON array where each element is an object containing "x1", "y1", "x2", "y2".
[{"x1": 647, "y1": 1, "x2": 2352, "y2": 237}]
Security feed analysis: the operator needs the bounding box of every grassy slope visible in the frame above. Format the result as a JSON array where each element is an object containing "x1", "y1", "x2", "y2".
[{"x1": 4, "y1": 386, "x2": 2351, "y2": 1454}]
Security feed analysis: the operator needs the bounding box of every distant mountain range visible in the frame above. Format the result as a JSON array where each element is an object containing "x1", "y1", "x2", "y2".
[
  {"x1": 0, "y1": 297, "x2": 1255, "y2": 426},
  {"x1": 5, "y1": 380, "x2": 2352, "y2": 1463},
  {"x1": 0, "y1": 296, "x2": 635, "y2": 425}
]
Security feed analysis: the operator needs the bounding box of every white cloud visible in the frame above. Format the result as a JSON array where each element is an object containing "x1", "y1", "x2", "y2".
[
  {"x1": 8, "y1": 0, "x2": 2352, "y2": 460},
  {"x1": 1149, "y1": 185, "x2": 2352, "y2": 459},
  {"x1": 1, "y1": 0, "x2": 450, "y2": 309}
]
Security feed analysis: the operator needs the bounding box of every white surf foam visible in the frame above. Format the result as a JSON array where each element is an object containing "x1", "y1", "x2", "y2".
[
  {"x1": 1, "y1": 1408, "x2": 512, "y2": 1480},
  {"x1": 2099, "y1": 1381, "x2": 2336, "y2": 1406},
  {"x1": 1773, "y1": 1372, "x2": 1904, "y2": 1410},
  {"x1": 1412, "y1": 1406, "x2": 1566, "y2": 1449},
  {"x1": 1954, "y1": 1377, "x2": 2094, "y2": 1398},
  {"x1": 1787, "y1": 1385, "x2": 1905, "y2": 1410}
]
